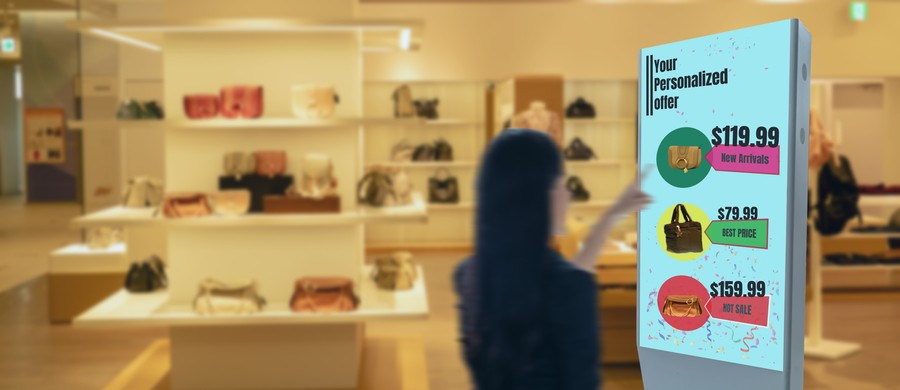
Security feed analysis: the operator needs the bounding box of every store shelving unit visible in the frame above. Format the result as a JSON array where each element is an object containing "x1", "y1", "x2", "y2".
[
  {"x1": 67, "y1": 5, "x2": 430, "y2": 389},
  {"x1": 362, "y1": 80, "x2": 487, "y2": 250}
]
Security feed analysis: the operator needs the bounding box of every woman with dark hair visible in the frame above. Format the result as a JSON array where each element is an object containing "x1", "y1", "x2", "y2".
[{"x1": 455, "y1": 129, "x2": 651, "y2": 389}]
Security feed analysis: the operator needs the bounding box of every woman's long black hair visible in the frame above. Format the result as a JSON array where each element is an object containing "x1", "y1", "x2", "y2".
[{"x1": 463, "y1": 129, "x2": 563, "y2": 387}]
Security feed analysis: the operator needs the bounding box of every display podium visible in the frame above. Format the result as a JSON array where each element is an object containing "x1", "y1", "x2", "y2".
[{"x1": 67, "y1": 1, "x2": 429, "y2": 389}]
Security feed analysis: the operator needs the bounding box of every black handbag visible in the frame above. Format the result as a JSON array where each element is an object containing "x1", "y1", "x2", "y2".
[
  {"x1": 434, "y1": 139, "x2": 454, "y2": 162},
  {"x1": 428, "y1": 169, "x2": 459, "y2": 204},
  {"x1": 124, "y1": 255, "x2": 168, "y2": 293},
  {"x1": 565, "y1": 97, "x2": 596, "y2": 119},
  {"x1": 413, "y1": 143, "x2": 436, "y2": 162},
  {"x1": 563, "y1": 137, "x2": 597, "y2": 161},
  {"x1": 815, "y1": 155, "x2": 861, "y2": 236},
  {"x1": 357, "y1": 171, "x2": 395, "y2": 207},
  {"x1": 566, "y1": 176, "x2": 590, "y2": 202},
  {"x1": 664, "y1": 204, "x2": 703, "y2": 253},
  {"x1": 413, "y1": 98, "x2": 439, "y2": 120}
]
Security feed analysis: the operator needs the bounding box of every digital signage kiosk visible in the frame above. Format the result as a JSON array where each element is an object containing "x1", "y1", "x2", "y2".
[{"x1": 637, "y1": 20, "x2": 810, "y2": 389}]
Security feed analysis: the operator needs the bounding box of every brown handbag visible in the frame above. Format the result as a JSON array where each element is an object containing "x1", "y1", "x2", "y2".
[
  {"x1": 263, "y1": 194, "x2": 340, "y2": 214},
  {"x1": 290, "y1": 277, "x2": 359, "y2": 313},
  {"x1": 663, "y1": 204, "x2": 703, "y2": 253},
  {"x1": 662, "y1": 295, "x2": 703, "y2": 317},
  {"x1": 254, "y1": 150, "x2": 287, "y2": 178},
  {"x1": 162, "y1": 192, "x2": 211, "y2": 218},
  {"x1": 668, "y1": 145, "x2": 702, "y2": 173}
]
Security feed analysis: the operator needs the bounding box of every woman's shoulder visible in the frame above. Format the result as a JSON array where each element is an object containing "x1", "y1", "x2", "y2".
[
  {"x1": 453, "y1": 257, "x2": 474, "y2": 294},
  {"x1": 547, "y1": 256, "x2": 595, "y2": 291}
]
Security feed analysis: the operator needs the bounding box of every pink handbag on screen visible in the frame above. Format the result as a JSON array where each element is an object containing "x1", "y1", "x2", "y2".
[
  {"x1": 220, "y1": 85, "x2": 264, "y2": 119},
  {"x1": 183, "y1": 94, "x2": 220, "y2": 119},
  {"x1": 255, "y1": 150, "x2": 287, "y2": 177}
]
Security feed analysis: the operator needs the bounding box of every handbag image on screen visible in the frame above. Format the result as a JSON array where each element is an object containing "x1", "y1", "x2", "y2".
[
  {"x1": 662, "y1": 295, "x2": 703, "y2": 317},
  {"x1": 428, "y1": 169, "x2": 459, "y2": 204},
  {"x1": 664, "y1": 204, "x2": 703, "y2": 253},
  {"x1": 668, "y1": 145, "x2": 702, "y2": 173},
  {"x1": 193, "y1": 279, "x2": 266, "y2": 315}
]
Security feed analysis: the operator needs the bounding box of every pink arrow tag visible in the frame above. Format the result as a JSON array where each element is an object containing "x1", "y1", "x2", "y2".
[
  {"x1": 704, "y1": 296, "x2": 770, "y2": 327},
  {"x1": 705, "y1": 145, "x2": 780, "y2": 175}
]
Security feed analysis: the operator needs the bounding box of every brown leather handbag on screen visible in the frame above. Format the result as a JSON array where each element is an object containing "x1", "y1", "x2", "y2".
[
  {"x1": 668, "y1": 145, "x2": 702, "y2": 173},
  {"x1": 290, "y1": 277, "x2": 359, "y2": 313},
  {"x1": 663, "y1": 295, "x2": 703, "y2": 317},
  {"x1": 664, "y1": 204, "x2": 703, "y2": 253},
  {"x1": 162, "y1": 193, "x2": 211, "y2": 218}
]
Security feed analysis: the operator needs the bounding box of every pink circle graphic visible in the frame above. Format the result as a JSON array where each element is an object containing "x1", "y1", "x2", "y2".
[{"x1": 657, "y1": 275, "x2": 711, "y2": 331}]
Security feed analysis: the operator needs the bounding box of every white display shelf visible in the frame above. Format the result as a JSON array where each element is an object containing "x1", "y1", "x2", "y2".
[
  {"x1": 66, "y1": 18, "x2": 424, "y2": 52},
  {"x1": 68, "y1": 118, "x2": 436, "y2": 131},
  {"x1": 72, "y1": 196, "x2": 428, "y2": 229},
  {"x1": 428, "y1": 202, "x2": 474, "y2": 211},
  {"x1": 365, "y1": 118, "x2": 484, "y2": 127},
  {"x1": 565, "y1": 117, "x2": 636, "y2": 125},
  {"x1": 50, "y1": 243, "x2": 128, "y2": 274},
  {"x1": 365, "y1": 161, "x2": 477, "y2": 169},
  {"x1": 860, "y1": 195, "x2": 900, "y2": 207},
  {"x1": 75, "y1": 266, "x2": 429, "y2": 326}
]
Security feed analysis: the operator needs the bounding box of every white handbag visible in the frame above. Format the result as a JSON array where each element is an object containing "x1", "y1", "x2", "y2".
[
  {"x1": 223, "y1": 152, "x2": 255, "y2": 180},
  {"x1": 391, "y1": 140, "x2": 414, "y2": 162},
  {"x1": 291, "y1": 85, "x2": 339, "y2": 119},
  {"x1": 87, "y1": 227, "x2": 123, "y2": 250},
  {"x1": 192, "y1": 279, "x2": 266, "y2": 316},
  {"x1": 391, "y1": 170, "x2": 414, "y2": 206},
  {"x1": 299, "y1": 153, "x2": 337, "y2": 199},
  {"x1": 123, "y1": 177, "x2": 164, "y2": 208}
]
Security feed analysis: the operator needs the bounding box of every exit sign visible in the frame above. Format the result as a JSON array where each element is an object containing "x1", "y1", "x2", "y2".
[
  {"x1": 850, "y1": 1, "x2": 868, "y2": 21},
  {"x1": 1, "y1": 38, "x2": 14, "y2": 53}
]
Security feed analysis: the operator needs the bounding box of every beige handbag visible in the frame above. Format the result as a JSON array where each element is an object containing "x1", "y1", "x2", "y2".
[
  {"x1": 193, "y1": 279, "x2": 266, "y2": 315},
  {"x1": 391, "y1": 140, "x2": 414, "y2": 162},
  {"x1": 372, "y1": 252, "x2": 417, "y2": 290},
  {"x1": 87, "y1": 227, "x2": 123, "y2": 249},
  {"x1": 123, "y1": 176, "x2": 164, "y2": 208},
  {"x1": 209, "y1": 190, "x2": 251, "y2": 216},
  {"x1": 667, "y1": 146, "x2": 702, "y2": 173},
  {"x1": 162, "y1": 193, "x2": 211, "y2": 218},
  {"x1": 391, "y1": 170, "x2": 414, "y2": 206},
  {"x1": 298, "y1": 153, "x2": 338, "y2": 199},
  {"x1": 223, "y1": 152, "x2": 255, "y2": 179},
  {"x1": 291, "y1": 84, "x2": 339, "y2": 119}
]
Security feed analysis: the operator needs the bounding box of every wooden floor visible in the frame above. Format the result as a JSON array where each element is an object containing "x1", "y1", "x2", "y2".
[{"x1": 1, "y1": 199, "x2": 899, "y2": 389}]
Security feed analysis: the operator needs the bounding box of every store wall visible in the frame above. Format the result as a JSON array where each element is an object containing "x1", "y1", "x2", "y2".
[{"x1": 360, "y1": 2, "x2": 900, "y2": 80}]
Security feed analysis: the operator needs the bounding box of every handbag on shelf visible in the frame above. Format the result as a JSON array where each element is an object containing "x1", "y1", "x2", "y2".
[
  {"x1": 372, "y1": 252, "x2": 417, "y2": 291},
  {"x1": 124, "y1": 255, "x2": 167, "y2": 293},
  {"x1": 565, "y1": 97, "x2": 596, "y2": 119},
  {"x1": 392, "y1": 85, "x2": 415, "y2": 118},
  {"x1": 219, "y1": 174, "x2": 294, "y2": 213},
  {"x1": 162, "y1": 193, "x2": 211, "y2": 218},
  {"x1": 298, "y1": 154, "x2": 337, "y2": 199},
  {"x1": 815, "y1": 155, "x2": 862, "y2": 236},
  {"x1": 193, "y1": 279, "x2": 266, "y2": 315},
  {"x1": 223, "y1": 151, "x2": 256, "y2": 180},
  {"x1": 429, "y1": 169, "x2": 459, "y2": 204},
  {"x1": 263, "y1": 194, "x2": 340, "y2": 214},
  {"x1": 291, "y1": 84, "x2": 340, "y2": 119},
  {"x1": 566, "y1": 176, "x2": 590, "y2": 202},
  {"x1": 392, "y1": 170, "x2": 414, "y2": 206},
  {"x1": 564, "y1": 137, "x2": 597, "y2": 161},
  {"x1": 434, "y1": 139, "x2": 454, "y2": 161},
  {"x1": 220, "y1": 85, "x2": 264, "y2": 119},
  {"x1": 123, "y1": 176, "x2": 165, "y2": 208},
  {"x1": 413, "y1": 143, "x2": 435, "y2": 162},
  {"x1": 664, "y1": 204, "x2": 703, "y2": 253},
  {"x1": 667, "y1": 145, "x2": 702, "y2": 173},
  {"x1": 183, "y1": 94, "x2": 220, "y2": 119},
  {"x1": 209, "y1": 190, "x2": 251, "y2": 216},
  {"x1": 662, "y1": 295, "x2": 703, "y2": 317},
  {"x1": 143, "y1": 101, "x2": 165, "y2": 119},
  {"x1": 357, "y1": 170, "x2": 395, "y2": 207},
  {"x1": 87, "y1": 227, "x2": 123, "y2": 250},
  {"x1": 290, "y1": 277, "x2": 359, "y2": 313},
  {"x1": 254, "y1": 150, "x2": 287, "y2": 178},
  {"x1": 413, "y1": 98, "x2": 439, "y2": 120},
  {"x1": 391, "y1": 140, "x2": 414, "y2": 162}
]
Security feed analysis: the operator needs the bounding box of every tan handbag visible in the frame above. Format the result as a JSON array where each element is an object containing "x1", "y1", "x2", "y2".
[
  {"x1": 254, "y1": 150, "x2": 287, "y2": 178},
  {"x1": 667, "y1": 146, "x2": 702, "y2": 173},
  {"x1": 290, "y1": 277, "x2": 359, "y2": 313},
  {"x1": 87, "y1": 227, "x2": 123, "y2": 249},
  {"x1": 372, "y1": 252, "x2": 417, "y2": 290},
  {"x1": 662, "y1": 295, "x2": 703, "y2": 317},
  {"x1": 162, "y1": 193, "x2": 211, "y2": 218},
  {"x1": 209, "y1": 190, "x2": 251, "y2": 216},
  {"x1": 291, "y1": 84, "x2": 339, "y2": 119},
  {"x1": 193, "y1": 279, "x2": 266, "y2": 315},
  {"x1": 298, "y1": 153, "x2": 337, "y2": 199},
  {"x1": 223, "y1": 152, "x2": 255, "y2": 180}
]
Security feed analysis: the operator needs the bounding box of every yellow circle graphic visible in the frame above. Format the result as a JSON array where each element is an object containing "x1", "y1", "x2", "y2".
[{"x1": 656, "y1": 202, "x2": 711, "y2": 261}]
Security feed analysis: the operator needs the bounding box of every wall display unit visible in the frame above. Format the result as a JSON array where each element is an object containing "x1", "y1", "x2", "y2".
[
  {"x1": 66, "y1": 2, "x2": 429, "y2": 389},
  {"x1": 637, "y1": 20, "x2": 809, "y2": 389}
]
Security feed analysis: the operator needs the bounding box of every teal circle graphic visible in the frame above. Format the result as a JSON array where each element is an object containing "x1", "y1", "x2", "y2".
[{"x1": 655, "y1": 127, "x2": 713, "y2": 188}]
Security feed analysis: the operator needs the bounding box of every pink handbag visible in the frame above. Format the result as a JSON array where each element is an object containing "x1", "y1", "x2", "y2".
[
  {"x1": 183, "y1": 94, "x2": 220, "y2": 119},
  {"x1": 254, "y1": 150, "x2": 287, "y2": 177},
  {"x1": 220, "y1": 85, "x2": 264, "y2": 119}
]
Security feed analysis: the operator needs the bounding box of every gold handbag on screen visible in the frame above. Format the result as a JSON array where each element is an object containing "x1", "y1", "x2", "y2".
[
  {"x1": 662, "y1": 295, "x2": 703, "y2": 317},
  {"x1": 668, "y1": 146, "x2": 701, "y2": 173}
]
